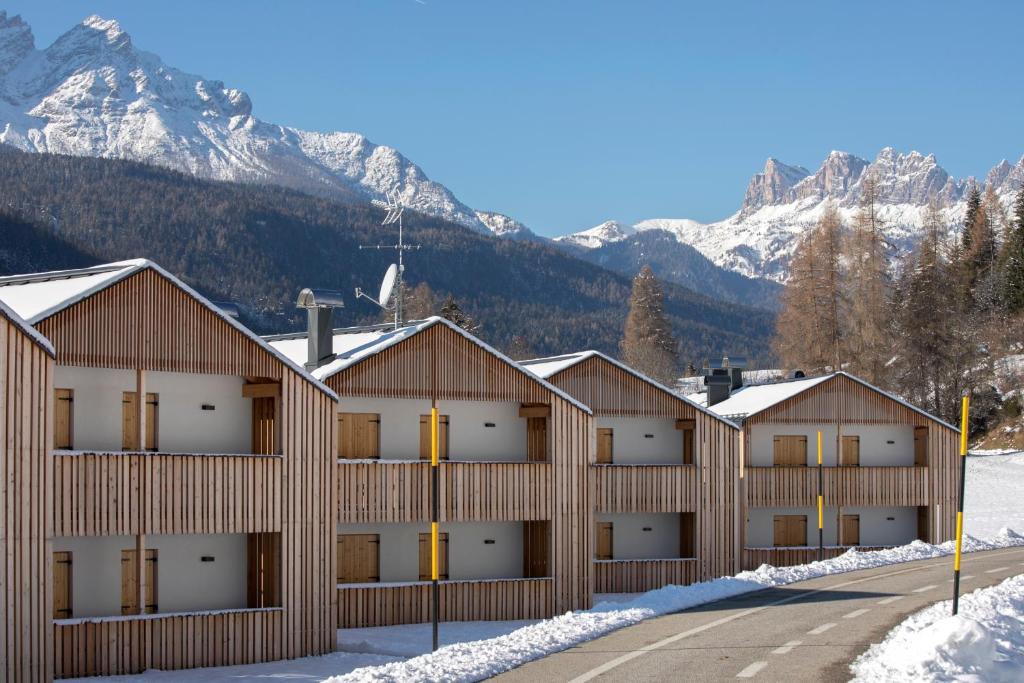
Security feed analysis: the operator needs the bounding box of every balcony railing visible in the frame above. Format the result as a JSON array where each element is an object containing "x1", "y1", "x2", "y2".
[
  {"x1": 594, "y1": 558, "x2": 698, "y2": 593},
  {"x1": 744, "y1": 466, "x2": 929, "y2": 507},
  {"x1": 337, "y1": 461, "x2": 552, "y2": 523},
  {"x1": 593, "y1": 464, "x2": 698, "y2": 513},
  {"x1": 53, "y1": 451, "x2": 283, "y2": 536}
]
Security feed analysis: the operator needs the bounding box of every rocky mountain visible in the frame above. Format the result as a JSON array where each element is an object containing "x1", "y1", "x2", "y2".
[
  {"x1": 558, "y1": 148, "x2": 1024, "y2": 282},
  {"x1": 474, "y1": 210, "x2": 544, "y2": 242},
  {"x1": 0, "y1": 11, "x2": 495, "y2": 233}
]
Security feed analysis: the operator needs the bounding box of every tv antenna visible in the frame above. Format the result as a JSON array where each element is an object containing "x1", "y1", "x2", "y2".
[{"x1": 356, "y1": 190, "x2": 421, "y2": 329}]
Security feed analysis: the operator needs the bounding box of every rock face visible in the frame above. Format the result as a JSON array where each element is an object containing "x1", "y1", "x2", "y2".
[
  {"x1": 0, "y1": 12, "x2": 488, "y2": 232},
  {"x1": 558, "y1": 147, "x2": 1024, "y2": 282}
]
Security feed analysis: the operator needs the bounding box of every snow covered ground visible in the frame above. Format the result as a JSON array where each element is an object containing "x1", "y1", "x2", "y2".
[
  {"x1": 965, "y1": 450, "x2": 1024, "y2": 539},
  {"x1": 851, "y1": 574, "x2": 1024, "y2": 682}
]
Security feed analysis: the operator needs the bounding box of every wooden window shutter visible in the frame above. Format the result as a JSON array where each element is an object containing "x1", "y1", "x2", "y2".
[
  {"x1": 145, "y1": 393, "x2": 159, "y2": 451},
  {"x1": 774, "y1": 515, "x2": 807, "y2": 547},
  {"x1": 596, "y1": 521, "x2": 613, "y2": 560},
  {"x1": 121, "y1": 549, "x2": 158, "y2": 615},
  {"x1": 122, "y1": 392, "x2": 139, "y2": 451},
  {"x1": 418, "y1": 532, "x2": 449, "y2": 581},
  {"x1": 840, "y1": 435, "x2": 860, "y2": 466},
  {"x1": 526, "y1": 417, "x2": 548, "y2": 462},
  {"x1": 773, "y1": 435, "x2": 808, "y2": 467},
  {"x1": 53, "y1": 552, "x2": 73, "y2": 618},
  {"x1": 337, "y1": 534, "x2": 380, "y2": 584},
  {"x1": 914, "y1": 426, "x2": 928, "y2": 466},
  {"x1": 338, "y1": 413, "x2": 381, "y2": 459},
  {"x1": 251, "y1": 396, "x2": 276, "y2": 454},
  {"x1": 841, "y1": 514, "x2": 860, "y2": 546},
  {"x1": 54, "y1": 389, "x2": 74, "y2": 449},
  {"x1": 522, "y1": 520, "x2": 551, "y2": 577},
  {"x1": 596, "y1": 428, "x2": 614, "y2": 464},
  {"x1": 419, "y1": 414, "x2": 449, "y2": 461}
]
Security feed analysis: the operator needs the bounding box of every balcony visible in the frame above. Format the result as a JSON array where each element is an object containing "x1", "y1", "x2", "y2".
[
  {"x1": 593, "y1": 464, "x2": 698, "y2": 513},
  {"x1": 337, "y1": 461, "x2": 552, "y2": 523},
  {"x1": 594, "y1": 558, "x2": 698, "y2": 593},
  {"x1": 744, "y1": 466, "x2": 930, "y2": 507}
]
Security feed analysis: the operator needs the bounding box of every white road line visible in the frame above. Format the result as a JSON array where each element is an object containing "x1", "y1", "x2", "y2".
[
  {"x1": 567, "y1": 548, "x2": 1024, "y2": 683},
  {"x1": 807, "y1": 622, "x2": 836, "y2": 635},
  {"x1": 985, "y1": 566, "x2": 1011, "y2": 573},
  {"x1": 912, "y1": 584, "x2": 937, "y2": 593},
  {"x1": 736, "y1": 661, "x2": 768, "y2": 678},
  {"x1": 948, "y1": 575, "x2": 975, "y2": 582},
  {"x1": 843, "y1": 608, "x2": 869, "y2": 619},
  {"x1": 771, "y1": 640, "x2": 801, "y2": 655},
  {"x1": 877, "y1": 595, "x2": 903, "y2": 605}
]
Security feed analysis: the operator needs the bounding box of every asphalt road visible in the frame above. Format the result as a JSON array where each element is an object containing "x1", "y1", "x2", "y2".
[{"x1": 492, "y1": 546, "x2": 1024, "y2": 682}]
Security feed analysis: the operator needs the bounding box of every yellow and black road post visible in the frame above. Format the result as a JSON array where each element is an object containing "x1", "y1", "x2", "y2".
[
  {"x1": 952, "y1": 394, "x2": 970, "y2": 616},
  {"x1": 817, "y1": 430, "x2": 824, "y2": 562},
  {"x1": 431, "y1": 404, "x2": 440, "y2": 649}
]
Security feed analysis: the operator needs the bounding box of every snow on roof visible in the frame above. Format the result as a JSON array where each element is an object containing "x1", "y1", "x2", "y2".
[
  {"x1": 0, "y1": 259, "x2": 337, "y2": 400},
  {"x1": 521, "y1": 350, "x2": 737, "y2": 429},
  {"x1": 265, "y1": 317, "x2": 592, "y2": 414},
  {"x1": 0, "y1": 299, "x2": 54, "y2": 357}
]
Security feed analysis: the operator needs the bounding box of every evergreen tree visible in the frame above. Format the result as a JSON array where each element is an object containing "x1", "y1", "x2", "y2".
[
  {"x1": 439, "y1": 294, "x2": 479, "y2": 333},
  {"x1": 962, "y1": 186, "x2": 981, "y2": 253},
  {"x1": 999, "y1": 188, "x2": 1024, "y2": 313},
  {"x1": 620, "y1": 265, "x2": 680, "y2": 383},
  {"x1": 962, "y1": 187, "x2": 1000, "y2": 307},
  {"x1": 504, "y1": 335, "x2": 536, "y2": 360}
]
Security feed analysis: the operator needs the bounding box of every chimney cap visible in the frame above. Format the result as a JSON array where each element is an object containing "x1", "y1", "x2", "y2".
[
  {"x1": 704, "y1": 374, "x2": 732, "y2": 386},
  {"x1": 296, "y1": 288, "x2": 345, "y2": 309},
  {"x1": 707, "y1": 355, "x2": 748, "y2": 369}
]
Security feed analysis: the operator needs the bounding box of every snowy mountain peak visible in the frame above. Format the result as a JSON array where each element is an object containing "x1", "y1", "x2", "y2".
[
  {"x1": 741, "y1": 157, "x2": 810, "y2": 214},
  {"x1": 555, "y1": 220, "x2": 635, "y2": 249},
  {"x1": 475, "y1": 210, "x2": 536, "y2": 239},
  {"x1": 0, "y1": 12, "x2": 490, "y2": 233}
]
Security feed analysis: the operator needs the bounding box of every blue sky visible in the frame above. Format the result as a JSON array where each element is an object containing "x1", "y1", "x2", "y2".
[{"x1": 12, "y1": 1, "x2": 1024, "y2": 235}]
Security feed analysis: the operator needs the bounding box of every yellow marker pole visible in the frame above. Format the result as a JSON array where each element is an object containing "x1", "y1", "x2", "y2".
[
  {"x1": 430, "y1": 406, "x2": 440, "y2": 650},
  {"x1": 952, "y1": 394, "x2": 969, "y2": 615},
  {"x1": 817, "y1": 430, "x2": 824, "y2": 562}
]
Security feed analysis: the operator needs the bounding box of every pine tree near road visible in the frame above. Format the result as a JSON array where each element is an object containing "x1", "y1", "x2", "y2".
[
  {"x1": 620, "y1": 265, "x2": 680, "y2": 384},
  {"x1": 999, "y1": 188, "x2": 1024, "y2": 313}
]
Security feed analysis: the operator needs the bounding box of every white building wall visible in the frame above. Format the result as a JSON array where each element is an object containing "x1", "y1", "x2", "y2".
[
  {"x1": 53, "y1": 533, "x2": 247, "y2": 618},
  {"x1": 53, "y1": 366, "x2": 252, "y2": 454},
  {"x1": 595, "y1": 512, "x2": 681, "y2": 560},
  {"x1": 337, "y1": 521, "x2": 525, "y2": 581},
  {"x1": 748, "y1": 423, "x2": 914, "y2": 467},
  {"x1": 745, "y1": 506, "x2": 918, "y2": 547},
  {"x1": 595, "y1": 417, "x2": 685, "y2": 465},
  {"x1": 338, "y1": 397, "x2": 529, "y2": 461}
]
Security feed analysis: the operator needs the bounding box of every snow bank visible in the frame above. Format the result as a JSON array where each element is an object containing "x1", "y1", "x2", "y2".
[
  {"x1": 330, "y1": 529, "x2": 1024, "y2": 683},
  {"x1": 851, "y1": 574, "x2": 1024, "y2": 682}
]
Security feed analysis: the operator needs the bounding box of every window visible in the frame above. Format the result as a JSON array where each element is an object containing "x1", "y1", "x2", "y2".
[
  {"x1": 595, "y1": 521, "x2": 613, "y2": 560},
  {"x1": 772, "y1": 435, "x2": 807, "y2": 467},
  {"x1": 841, "y1": 435, "x2": 860, "y2": 466},
  {"x1": 914, "y1": 426, "x2": 928, "y2": 466},
  {"x1": 679, "y1": 512, "x2": 696, "y2": 558},
  {"x1": 338, "y1": 413, "x2": 380, "y2": 459},
  {"x1": 677, "y1": 420, "x2": 696, "y2": 465},
  {"x1": 841, "y1": 514, "x2": 860, "y2": 546},
  {"x1": 121, "y1": 548, "x2": 158, "y2": 615},
  {"x1": 419, "y1": 414, "x2": 450, "y2": 461},
  {"x1": 337, "y1": 534, "x2": 380, "y2": 584},
  {"x1": 122, "y1": 392, "x2": 158, "y2": 451},
  {"x1": 523, "y1": 521, "x2": 551, "y2": 577},
  {"x1": 526, "y1": 417, "x2": 548, "y2": 462},
  {"x1": 418, "y1": 532, "x2": 449, "y2": 581},
  {"x1": 773, "y1": 515, "x2": 807, "y2": 547},
  {"x1": 54, "y1": 389, "x2": 74, "y2": 449},
  {"x1": 53, "y1": 551, "x2": 72, "y2": 618},
  {"x1": 247, "y1": 532, "x2": 281, "y2": 607},
  {"x1": 251, "y1": 396, "x2": 276, "y2": 454},
  {"x1": 596, "y1": 428, "x2": 614, "y2": 464}
]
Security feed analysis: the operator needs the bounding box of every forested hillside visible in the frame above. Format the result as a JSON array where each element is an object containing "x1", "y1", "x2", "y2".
[{"x1": 0, "y1": 148, "x2": 775, "y2": 364}]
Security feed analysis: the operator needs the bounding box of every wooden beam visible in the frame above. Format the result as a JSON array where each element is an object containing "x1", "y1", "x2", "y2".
[
  {"x1": 518, "y1": 404, "x2": 551, "y2": 418},
  {"x1": 674, "y1": 419, "x2": 696, "y2": 430},
  {"x1": 243, "y1": 382, "x2": 281, "y2": 399},
  {"x1": 136, "y1": 369, "x2": 146, "y2": 451}
]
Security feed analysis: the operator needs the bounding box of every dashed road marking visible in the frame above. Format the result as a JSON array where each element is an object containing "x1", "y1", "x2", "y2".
[
  {"x1": 912, "y1": 585, "x2": 937, "y2": 593},
  {"x1": 948, "y1": 575, "x2": 974, "y2": 582},
  {"x1": 878, "y1": 595, "x2": 903, "y2": 605},
  {"x1": 807, "y1": 623, "x2": 835, "y2": 635},
  {"x1": 771, "y1": 640, "x2": 801, "y2": 655},
  {"x1": 736, "y1": 661, "x2": 768, "y2": 678},
  {"x1": 985, "y1": 566, "x2": 1011, "y2": 574},
  {"x1": 843, "y1": 608, "x2": 869, "y2": 619}
]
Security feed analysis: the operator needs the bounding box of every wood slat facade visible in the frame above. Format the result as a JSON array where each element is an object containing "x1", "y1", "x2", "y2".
[
  {"x1": 543, "y1": 355, "x2": 741, "y2": 592},
  {"x1": 325, "y1": 321, "x2": 593, "y2": 624},
  {"x1": 594, "y1": 559, "x2": 699, "y2": 593},
  {"x1": 745, "y1": 466, "x2": 931, "y2": 507},
  {"x1": 741, "y1": 546, "x2": 888, "y2": 571},
  {"x1": 1, "y1": 307, "x2": 55, "y2": 683},
  {"x1": 14, "y1": 265, "x2": 338, "y2": 678}
]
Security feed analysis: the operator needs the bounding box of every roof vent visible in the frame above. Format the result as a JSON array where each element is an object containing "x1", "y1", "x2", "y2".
[{"x1": 296, "y1": 289, "x2": 345, "y2": 371}]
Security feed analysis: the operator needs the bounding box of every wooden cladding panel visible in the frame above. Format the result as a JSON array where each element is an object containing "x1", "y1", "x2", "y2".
[
  {"x1": 745, "y1": 466, "x2": 931, "y2": 507},
  {"x1": 337, "y1": 579, "x2": 554, "y2": 628},
  {"x1": 337, "y1": 462, "x2": 553, "y2": 523},
  {"x1": 594, "y1": 559, "x2": 699, "y2": 593},
  {"x1": 53, "y1": 453, "x2": 283, "y2": 536},
  {"x1": 698, "y1": 414, "x2": 740, "y2": 581},
  {"x1": 546, "y1": 355, "x2": 699, "y2": 418},
  {"x1": 53, "y1": 610, "x2": 285, "y2": 678},
  {"x1": 1, "y1": 313, "x2": 55, "y2": 683},
  {"x1": 593, "y1": 465, "x2": 698, "y2": 513},
  {"x1": 417, "y1": 532, "x2": 449, "y2": 580},
  {"x1": 550, "y1": 396, "x2": 593, "y2": 613},
  {"x1": 741, "y1": 547, "x2": 887, "y2": 571}
]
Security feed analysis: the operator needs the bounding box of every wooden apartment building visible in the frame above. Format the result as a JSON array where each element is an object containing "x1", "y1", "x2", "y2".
[
  {"x1": 693, "y1": 371, "x2": 960, "y2": 569},
  {"x1": 0, "y1": 260, "x2": 339, "y2": 679},
  {"x1": 266, "y1": 316, "x2": 594, "y2": 628},
  {"x1": 521, "y1": 351, "x2": 741, "y2": 593}
]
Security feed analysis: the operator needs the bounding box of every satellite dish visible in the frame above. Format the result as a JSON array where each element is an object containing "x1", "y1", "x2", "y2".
[{"x1": 379, "y1": 263, "x2": 399, "y2": 307}]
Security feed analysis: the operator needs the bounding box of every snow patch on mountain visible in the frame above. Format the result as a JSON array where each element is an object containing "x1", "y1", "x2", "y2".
[
  {"x1": 0, "y1": 11, "x2": 488, "y2": 232},
  {"x1": 475, "y1": 210, "x2": 539, "y2": 240},
  {"x1": 554, "y1": 220, "x2": 636, "y2": 249}
]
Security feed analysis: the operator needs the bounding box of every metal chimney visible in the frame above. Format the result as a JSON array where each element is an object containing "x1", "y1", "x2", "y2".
[
  {"x1": 705, "y1": 374, "x2": 732, "y2": 407},
  {"x1": 296, "y1": 288, "x2": 345, "y2": 371}
]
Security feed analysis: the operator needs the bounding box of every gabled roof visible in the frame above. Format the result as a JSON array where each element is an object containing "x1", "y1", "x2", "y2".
[
  {"x1": 265, "y1": 317, "x2": 592, "y2": 414},
  {"x1": 521, "y1": 350, "x2": 738, "y2": 428},
  {"x1": 0, "y1": 299, "x2": 54, "y2": 357},
  {"x1": 697, "y1": 371, "x2": 958, "y2": 431},
  {"x1": 0, "y1": 259, "x2": 337, "y2": 400}
]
